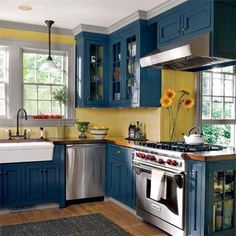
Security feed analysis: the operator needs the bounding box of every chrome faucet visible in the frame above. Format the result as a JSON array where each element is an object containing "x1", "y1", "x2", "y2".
[{"x1": 9, "y1": 108, "x2": 28, "y2": 139}]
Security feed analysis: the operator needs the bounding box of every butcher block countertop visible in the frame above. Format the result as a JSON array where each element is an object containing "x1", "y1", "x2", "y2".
[{"x1": 0, "y1": 137, "x2": 235, "y2": 162}]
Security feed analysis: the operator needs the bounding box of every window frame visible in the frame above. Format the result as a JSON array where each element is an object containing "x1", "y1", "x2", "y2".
[
  {"x1": 0, "y1": 46, "x2": 9, "y2": 118},
  {"x1": 0, "y1": 38, "x2": 75, "y2": 127},
  {"x1": 22, "y1": 49, "x2": 68, "y2": 117},
  {"x1": 197, "y1": 66, "x2": 236, "y2": 146}
]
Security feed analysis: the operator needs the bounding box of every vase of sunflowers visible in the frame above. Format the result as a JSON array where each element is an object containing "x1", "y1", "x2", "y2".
[{"x1": 160, "y1": 88, "x2": 195, "y2": 141}]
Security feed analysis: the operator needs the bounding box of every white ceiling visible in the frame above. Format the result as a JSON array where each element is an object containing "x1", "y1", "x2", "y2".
[{"x1": 1, "y1": 0, "x2": 175, "y2": 30}]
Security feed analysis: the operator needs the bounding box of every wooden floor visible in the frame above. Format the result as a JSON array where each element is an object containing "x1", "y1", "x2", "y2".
[{"x1": 0, "y1": 201, "x2": 168, "y2": 236}]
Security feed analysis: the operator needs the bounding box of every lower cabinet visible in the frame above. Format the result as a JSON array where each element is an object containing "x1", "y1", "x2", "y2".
[
  {"x1": 0, "y1": 144, "x2": 65, "y2": 209},
  {"x1": 106, "y1": 144, "x2": 135, "y2": 209},
  {"x1": 188, "y1": 160, "x2": 236, "y2": 236}
]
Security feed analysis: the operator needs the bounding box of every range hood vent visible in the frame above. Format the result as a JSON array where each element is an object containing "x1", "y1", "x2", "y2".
[{"x1": 140, "y1": 34, "x2": 235, "y2": 71}]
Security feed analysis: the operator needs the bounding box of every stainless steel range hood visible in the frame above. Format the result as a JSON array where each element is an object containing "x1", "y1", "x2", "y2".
[{"x1": 140, "y1": 34, "x2": 235, "y2": 71}]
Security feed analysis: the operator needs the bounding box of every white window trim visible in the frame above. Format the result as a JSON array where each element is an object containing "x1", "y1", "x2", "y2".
[
  {"x1": 0, "y1": 38, "x2": 75, "y2": 127},
  {"x1": 196, "y1": 67, "x2": 236, "y2": 147}
]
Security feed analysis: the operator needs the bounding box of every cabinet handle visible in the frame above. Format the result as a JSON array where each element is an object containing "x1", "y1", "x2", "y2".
[
  {"x1": 40, "y1": 169, "x2": 43, "y2": 172},
  {"x1": 182, "y1": 28, "x2": 186, "y2": 32}
]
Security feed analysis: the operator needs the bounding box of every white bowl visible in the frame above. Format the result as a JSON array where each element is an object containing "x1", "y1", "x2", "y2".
[{"x1": 90, "y1": 128, "x2": 109, "y2": 139}]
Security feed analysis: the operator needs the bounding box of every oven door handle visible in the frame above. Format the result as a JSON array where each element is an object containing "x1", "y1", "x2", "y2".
[{"x1": 133, "y1": 163, "x2": 184, "y2": 188}]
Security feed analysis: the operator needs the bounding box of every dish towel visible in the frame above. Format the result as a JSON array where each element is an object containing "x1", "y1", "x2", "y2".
[{"x1": 150, "y1": 169, "x2": 166, "y2": 201}]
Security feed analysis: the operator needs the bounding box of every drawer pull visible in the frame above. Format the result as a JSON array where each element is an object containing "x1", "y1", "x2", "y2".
[{"x1": 117, "y1": 151, "x2": 121, "y2": 154}]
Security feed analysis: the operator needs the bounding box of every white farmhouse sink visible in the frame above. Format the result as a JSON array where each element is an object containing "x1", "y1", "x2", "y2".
[{"x1": 0, "y1": 142, "x2": 54, "y2": 164}]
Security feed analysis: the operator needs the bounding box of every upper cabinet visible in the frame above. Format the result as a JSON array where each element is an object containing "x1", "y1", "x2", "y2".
[
  {"x1": 109, "y1": 21, "x2": 161, "y2": 107},
  {"x1": 158, "y1": 2, "x2": 212, "y2": 46},
  {"x1": 76, "y1": 32, "x2": 108, "y2": 107}
]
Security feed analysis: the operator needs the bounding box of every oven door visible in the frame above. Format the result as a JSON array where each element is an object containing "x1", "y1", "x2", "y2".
[{"x1": 134, "y1": 163, "x2": 185, "y2": 230}]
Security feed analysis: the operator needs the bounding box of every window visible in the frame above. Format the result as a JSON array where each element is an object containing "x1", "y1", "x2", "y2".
[
  {"x1": 0, "y1": 46, "x2": 8, "y2": 117},
  {"x1": 200, "y1": 66, "x2": 236, "y2": 146},
  {"x1": 23, "y1": 51, "x2": 68, "y2": 117}
]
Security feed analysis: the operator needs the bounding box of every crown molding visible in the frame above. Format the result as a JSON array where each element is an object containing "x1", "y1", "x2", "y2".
[
  {"x1": 73, "y1": 24, "x2": 108, "y2": 36},
  {"x1": 108, "y1": 10, "x2": 147, "y2": 34},
  {"x1": 147, "y1": 0, "x2": 187, "y2": 20},
  {"x1": 73, "y1": 0, "x2": 187, "y2": 36}
]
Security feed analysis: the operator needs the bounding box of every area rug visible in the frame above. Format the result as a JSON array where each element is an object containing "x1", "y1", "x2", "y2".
[{"x1": 0, "y1": 213, "x2": 131, "y2": 236}]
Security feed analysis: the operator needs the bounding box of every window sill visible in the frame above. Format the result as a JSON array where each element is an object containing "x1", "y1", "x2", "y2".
[{"x1": 0, "y1": 118, "x2": 76, "y2": 127}]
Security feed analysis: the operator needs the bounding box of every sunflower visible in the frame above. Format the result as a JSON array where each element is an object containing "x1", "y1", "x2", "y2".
[
  {"x1": 184, "y1": 97, "x2": 195, "y2": 109},
  {"x1": 165, "y1": 89, "x2": 176, "y2": 100},
  {"x1": 160, "y1": 96, "x2": 173, "y2": 108}
]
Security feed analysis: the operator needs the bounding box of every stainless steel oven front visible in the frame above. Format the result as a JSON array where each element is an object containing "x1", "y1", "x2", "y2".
[{"x1": 133, "y1": 162, "x2": 186, "y2": 236}]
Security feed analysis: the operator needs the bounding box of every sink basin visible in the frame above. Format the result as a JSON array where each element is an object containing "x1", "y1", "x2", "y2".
[{"x1": 0, "y1": 142, "x2": 54, "y2": 164}]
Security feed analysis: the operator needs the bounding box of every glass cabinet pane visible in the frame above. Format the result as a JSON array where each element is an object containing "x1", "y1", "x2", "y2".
[
  {"x1": 125, "y1": 35, "x2": 137, "y2": 101},
  {"x1": 213, "y1": 170, "x2": 235, "y2": 232},
  {"x1": 89, "y1": 44, "x2": 104, "y2": 101},
  {"x1": 112, "y1": 42, "x2": 121, "y2": 101}
]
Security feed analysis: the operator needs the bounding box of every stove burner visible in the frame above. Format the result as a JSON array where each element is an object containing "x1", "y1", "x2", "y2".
[{"x1": 137, "y1": 141, "x2": 223, "y2": 152}]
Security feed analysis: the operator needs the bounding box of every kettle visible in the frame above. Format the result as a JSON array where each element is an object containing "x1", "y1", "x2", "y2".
[{"x1": 183, "y1": 127, "x2": 204, "y2": 145}]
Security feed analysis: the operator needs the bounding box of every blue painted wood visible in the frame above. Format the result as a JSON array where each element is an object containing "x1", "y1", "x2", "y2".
[
  {"x1": 76, "y1": 32, "x2": 109, "y2": 107},
  {"x1": 106, "y1": 144, "x2": 135, "y2": 209},
  {"x1": 158, "y1": 14, "x2": 181, "y2": 44},
  {"x1": 183, "y1": 2, "x2": 211, "y2": 37},
  {"x1": 188, "y1": 160, "x2": 206, "y2": 236},
  {"x1": 109, "y1": 20, "x2": 161, "y2": 107},
  {"x1": 2, "y1": 164, "x2": 22, "y2": 206}
]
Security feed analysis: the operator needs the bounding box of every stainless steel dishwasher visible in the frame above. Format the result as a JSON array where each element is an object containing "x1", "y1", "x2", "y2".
[{"x1": 66, "y1": 144, "x2": 105, "y2": 200}]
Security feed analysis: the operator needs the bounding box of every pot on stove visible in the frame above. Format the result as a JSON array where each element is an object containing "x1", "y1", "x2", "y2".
[{"x1": 183, "y1": 127, "x2": 204, "y2": 145}]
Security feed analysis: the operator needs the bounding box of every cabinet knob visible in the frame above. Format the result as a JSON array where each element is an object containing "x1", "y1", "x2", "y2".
[
  {"x1": 177, "y1": 29, "x2": 180, "y2": 33},
  {"x1": 3, "y1": 171, "x2": 7, "y2": 175},
  {"x1": 0, "y1": 171, "x2": 2, "y2": 175},
  {"x1": 43, "y1": 169, "x2": 48, "y2": 173},
  {"x1": 117, "y1": 151, "x2": 121, "y2": 154},
  {"x1": 40, "y1": 169, "x2": 43, "y2": 172},
  {"x1": 182, "y1": 28, "x2": 186, "y2": 32}
]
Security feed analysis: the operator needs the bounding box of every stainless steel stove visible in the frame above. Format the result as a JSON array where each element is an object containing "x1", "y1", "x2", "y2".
[{"x1": 132, "y1": 141, "x2": 223, "y2": 236}]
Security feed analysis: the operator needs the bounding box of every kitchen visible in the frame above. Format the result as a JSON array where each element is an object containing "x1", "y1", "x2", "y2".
[{"x1": 0, "y1": 0, "x2": 236, "y2": 235}]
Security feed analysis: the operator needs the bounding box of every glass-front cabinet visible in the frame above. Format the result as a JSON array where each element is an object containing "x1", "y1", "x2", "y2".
[
  {"x1": 209, "y1": 165, "x2": 236, "y2": 235},
  {"x1": 88, "y1": 44, "x2": 104, "y2": 102},
  {"x1": 76, "y1": 32, "x2": 108, "y2": 107}
]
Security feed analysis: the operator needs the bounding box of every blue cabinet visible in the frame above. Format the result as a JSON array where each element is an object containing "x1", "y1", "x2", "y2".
[
  {"x1": 0, "y1": 164, "x2": 22, "y2": 207},
  {"x1": 0, "y1": 144, "x2": 65, "y2": 209},
  {"x1": 188, "y1": 160, "x2": 236, "y2": 236},
  {"x1": 106, "y1": 144, "x2": 135, "y2": 208},
  {"x1": 157, "y1": 2, "x2": 212, "y2": 47},
  {"x1": 76, "y1": 32, "x2": 109, "y2": 107},
  {"x1": 109, "y1": 20, "x2": 161, "y2": 107}
]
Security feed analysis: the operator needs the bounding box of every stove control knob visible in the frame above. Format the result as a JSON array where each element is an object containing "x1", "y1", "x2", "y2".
[
  {"x1": 136, "y1": 153, "x2": 141, "y2": 158},
  {"x1": 171, "y1": 160, "x2": 178, "y2": 166},
  {"x1": 150, "y1": 155, "x2": 156, "y2": 161},
  {"x1": 146, "y1": 155, "x2": 151, "y2": 160},
  {"x1": 141, "y1": 153, "x2": 146, "y2": 159},
  {"x1": 157, "y1": 159, "x2": 165, "y2": 164},
  {"x1": 166, "y1": 159, "x2": 172, "y2": 165}
]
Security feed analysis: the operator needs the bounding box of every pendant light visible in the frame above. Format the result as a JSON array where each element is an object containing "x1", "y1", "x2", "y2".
[{"x1": 39, "y1": 20, "x2": 58, "y2": 73}]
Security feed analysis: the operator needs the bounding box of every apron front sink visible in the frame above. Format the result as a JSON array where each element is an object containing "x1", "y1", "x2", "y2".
[{"x1": 0, "y1": 142, "x2": 54, "y2": 164}]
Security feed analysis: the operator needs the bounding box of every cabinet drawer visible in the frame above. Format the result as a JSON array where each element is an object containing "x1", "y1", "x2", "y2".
[
  {"x1": 183, "y1": 3, "x2": 211, "y2": 36},
  {"x1": 108, "y1": 145, "x2": 124, "y2": 159}
]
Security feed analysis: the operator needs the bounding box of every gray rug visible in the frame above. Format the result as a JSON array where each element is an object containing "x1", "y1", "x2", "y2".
[{"x1": 0, "y1": 213, "x2": 131, "y2": 236}]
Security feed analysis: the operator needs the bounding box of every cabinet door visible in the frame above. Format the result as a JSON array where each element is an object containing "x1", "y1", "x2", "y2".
[
  {"x1": 42, "y1": 163, "x2": 60, "y2": 201},
  {"x1": 158, "y1": 15, "x2": 181, "y2": 45},
  {"x1": 2, "y1": 164, "x2": 22, "y2": 206},
  {"x1": 0, "y1": 167, "x2": 2, "y2": 206},
  {"x1": 188, "y1": 161, "x2": 206, "y2": 236},
  {"x1": 25, "y1": 164, "x2": 43, "y2": 202},
  {"x1": 110, "y1": 40, "x2": 122, "y2": 106},
  {"x1": 123, "y1": 34, "x2": 138, "y2": 106},
  {"x1": 86, "y1": 41, "x2": 107, "y2": 106},
  {"x1": 207, "y1": 162, "x2": 236, "y2": 235},
  {"x1": 183, "y1": 3, "x2": 211, "y2": 37}
]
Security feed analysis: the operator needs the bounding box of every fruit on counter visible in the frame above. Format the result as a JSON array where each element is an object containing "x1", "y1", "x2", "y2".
[
  {"x1": 90, "y1": 125, "x2": 109, "y2": 130},
  {"x1": 32, "y1": 114, "x2": 64, "y2": 119}
]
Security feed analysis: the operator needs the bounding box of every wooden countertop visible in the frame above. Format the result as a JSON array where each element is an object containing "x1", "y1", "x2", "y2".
[{"x1": 0, "y1": 137, "x2": 235, "y2": 161}]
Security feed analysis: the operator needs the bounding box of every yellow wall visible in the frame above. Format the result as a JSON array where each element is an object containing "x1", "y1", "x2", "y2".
[
  {"x1": 0, "y1": 27, "x2": 75, "y2": 45},
  {"x1": 160, "y1": 70, "x2": 196, "y2": 141}
]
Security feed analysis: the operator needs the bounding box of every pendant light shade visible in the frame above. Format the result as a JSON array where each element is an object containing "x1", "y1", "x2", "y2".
[{"x1": 39, "y1": 20, "x2": 58, "y2": 73}]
